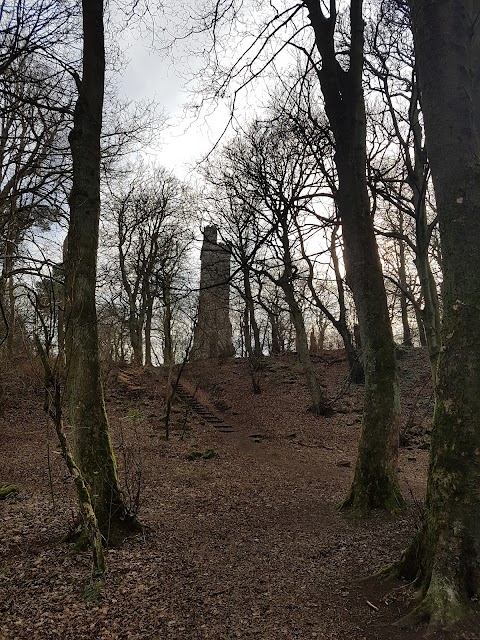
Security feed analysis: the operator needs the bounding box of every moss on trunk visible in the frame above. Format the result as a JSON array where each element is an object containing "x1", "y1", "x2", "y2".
[
  {"x1": 340, "y1": 333, "x2": 404, "y2": 514},
  {"x1": 391, "y1": 0, "x2": 480, "y2": 625},
  {"x1": 65, "y1": 0, "x2": 134, "y2": 542}
]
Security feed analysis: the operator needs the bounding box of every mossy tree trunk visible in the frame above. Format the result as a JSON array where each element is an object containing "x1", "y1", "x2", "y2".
[
  {"x1": 65, "y1": 0, "x2": 129, "y2": 541},
  {"x1": 35, "y1": 336, "x2": 105, "y2": 576},
  {"x1": 394, "y1": 0, "x2": 480, "y2": 624},
  {"x1": 305, "y1": 0, "x2": 402, "y2": 512}
]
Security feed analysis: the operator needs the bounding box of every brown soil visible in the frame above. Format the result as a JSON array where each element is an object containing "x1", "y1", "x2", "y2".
[{"x1": 1, "y1": 349, "x2": 477, "y2": 639}]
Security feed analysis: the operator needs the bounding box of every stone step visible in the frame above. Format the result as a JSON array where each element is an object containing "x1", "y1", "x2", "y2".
[{"x1": 174, "y1": 384, "x2": 234, "y2": 434}]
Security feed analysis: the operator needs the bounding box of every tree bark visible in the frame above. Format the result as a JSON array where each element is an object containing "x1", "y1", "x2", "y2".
[
  {"x1": 144, "y1": 295, "x2": 153, "y2": 367},
  {"x1": 397, "y1": 219, "x2": 413, "y2": 347},
  {"x1": 283, "y1": 283, "x2": 328, "y2": 414},
  {"x1": 305, "y1": 0, "x2": 402, "y2": 512},
  {"x1": 162, "y1": 284, "x2": 174, "y2": 367},
  {"x1": 329, "y1": 225, "x2": 364, "y2": 383},
  {"x1": 408, "y1": 74, "x2": 442, "y2": 374},
  {"x1": 65, "y1": 0, "x2": 130, "y2": 541},
  {"x1": 36, "y1": 336, "x2": 105, "y2": 576},
  {"x1": 242, "y1": 265, "x2": 262, "y2": 367},
  {"x1": 6, "y1": 273, "x2": 14, "y2": 361},
  {"x1": 394, "y1": 0, "x2": 480, "y2": 624},
  {"x1": 414, "y1": 303, "x2": 427, "y2": 346},
  {"x1": 1, "y1": 210, "x2": 17, "y2": 362},
  {"x1": 128, "y1": 313, "x2": 144, "y2": 366},
  {"x1": 268, "y1": 310, "x2": 282, "y2": 355},
  {"x1": 57, "y1": 237, "x2": 67, "y2": 366},
  {"x1": 243, "y1": 268, "x2": 262, "y2": 359},
  {"x1": 416, "y1": 236, "x2": 441, "y2": 378}
]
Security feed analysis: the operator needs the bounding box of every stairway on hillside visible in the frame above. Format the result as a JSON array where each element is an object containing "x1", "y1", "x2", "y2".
[{"x1": 174, "y1": 381, "x2": 235, "y2": 434}]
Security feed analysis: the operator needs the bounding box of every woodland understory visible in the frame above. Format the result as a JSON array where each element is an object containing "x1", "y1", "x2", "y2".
[{"x1": 1, "y1": 349, "x2": 479, "y2": 640}]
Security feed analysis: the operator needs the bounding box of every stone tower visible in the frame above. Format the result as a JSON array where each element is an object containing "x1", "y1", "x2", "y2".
[{"x1": 191, "y1": 226, "x2": 235, "y2": 360}]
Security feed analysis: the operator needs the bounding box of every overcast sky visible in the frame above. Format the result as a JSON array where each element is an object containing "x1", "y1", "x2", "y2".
[{"x1": 115, "y1": 17, "x2": 231, "y2": 181}]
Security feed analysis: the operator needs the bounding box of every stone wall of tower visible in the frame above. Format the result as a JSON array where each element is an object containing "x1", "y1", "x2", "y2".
[{"x1": 191, "y1": 226, "x2": 235, "y2": 360}]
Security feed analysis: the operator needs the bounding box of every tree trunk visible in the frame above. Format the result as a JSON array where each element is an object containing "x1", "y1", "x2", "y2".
[
  {"x1": 416, "y1": 239, "x2": 441, "y2": 379},
  {"x1": 128, "y1": 313, "x2": 143, "y2": 365},
  {"x1": 394, "y1": 0, "x2": 480, "y2": 624},
  {"x1": 243, "y1": 267, "x2": 262, "y2": 358},
  {"x1": 1, "y1": 211, "x2": 17, "y2": 362},
  {"x1": 0, "y1": 275, "x2": 6, "y2": 351},
  {"x1": 397, "y1": 223, "x2": 413, "y2": 347},
  {"x1": 36, "y1": 336, "x2": 105, "y2": 576},
  {"x1": 306, "y1": 0, "x2": 402, "y2": 512},
  {"x1": 6, "y1": 273, "x2": 14, "y2": 361},
  {"x1": 408, "y1": 73, "x2": 442, "y2": 376},
  {"x1": 65, "y1": 0, "x2": 130, "y2": 541},
  {"x1": 268, "y1": 310, "x2": 281, "y2": 355},
  {"x1": 337, "y1": 153, "x2": 403, "y2": 512},
  {"x1": 162, "y1": 284, "x2": 174, "y2": 367},
  {"x1": 57, "y1": 237, "x2": 67, "y2": 366},
  {"x1": 413, "y1": 303, "x2": 426, "y2": 346},
  {"x1": 144, "y1": 296, "x2": 153, "y2": 367},
  {"x1": 280, "y1": 277, "x2": 328, "y2": 415},
  {"x1": 247, "y1": 290, "x2": 262, "y2": 359},
  {"x1": 243, "y1": 302, "x2": 262, "y2": 393},
  {"x1": 329, "y1": 225, "x2": 364, "y2": 383}
]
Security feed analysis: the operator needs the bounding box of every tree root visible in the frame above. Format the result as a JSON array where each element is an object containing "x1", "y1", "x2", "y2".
[
  {"x1": 339, "y1": 480, "x2": 404, "y2": 515},
  {"x1": 395, "y1": 574, "x2": 466, "y2": 630},
  {"x1": 372, "y1": 559, "x2": 405, "y2": 582},
  {"x1": 67, "y1": 509, "x2": 144, "y2": 550}
]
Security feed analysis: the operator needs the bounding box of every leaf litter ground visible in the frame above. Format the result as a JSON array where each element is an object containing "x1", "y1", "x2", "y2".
[{"x1": 1, "y1": 349, "x2": 478, "y2": 639}]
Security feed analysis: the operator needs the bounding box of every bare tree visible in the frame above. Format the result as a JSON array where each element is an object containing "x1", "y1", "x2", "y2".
[
  {"x1": 105, "y1": 165, "x2": 193, "y2": 366},
  {"x1": 365, "y1": 2, "x2": 441, "y2": 376},
  {"x1": 0, "y1": 1, "x2": 77, "y2": 79},
  {"x1": 261, "y1": 74, "x2": 364, "y2": 382},
  {"x1": 204, "y1": 113, "x2": 331, "y2": 414},
  {"x1": 0, "y1": 59, "x2": 72, "y2": 359}
]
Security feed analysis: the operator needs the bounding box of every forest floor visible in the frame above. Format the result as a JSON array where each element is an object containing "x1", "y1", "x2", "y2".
[{"x1": 1, "y1": 348, "x2": 479, "y2": 639}]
